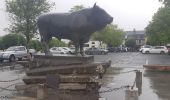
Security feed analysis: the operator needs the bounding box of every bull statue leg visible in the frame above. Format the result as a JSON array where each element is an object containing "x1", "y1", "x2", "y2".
[
  {"x1": 75, "y1": 42, "x2": 80, "y2": 56},
  {"x1": 80, "y1": 41, "x2": 85, "y2": 56},
  {"x1": 43, "y1": 42, "x2": 50, "y2": 55},
  {"x1": 41, "y1": 36, "x2": 51, "y2": 55}
]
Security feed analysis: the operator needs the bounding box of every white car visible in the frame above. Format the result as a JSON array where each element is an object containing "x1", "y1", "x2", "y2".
[
  {"x1": 49, "y1": 47, "x2": 68, "y2": 54},
  {"x1": 69, "y1": 47, "x2": 76, "y2": 54},
  {"x1": 61, "y1": 47, "x2": 72, "y2": 54},
  {"x1": 0, "y1": 46, "x2": 33, "y2": 62},
  {"x1": 142, "y1": 46, "x2": 168, "y2": 54},
  {"x1": 140, "y1": 45, "x2": 152, "y2": 52}
]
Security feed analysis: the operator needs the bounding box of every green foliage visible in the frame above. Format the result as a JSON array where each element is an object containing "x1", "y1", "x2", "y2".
[
  {"x1": 159, "y1": 0, "x2": 170, "y2": 7},
  {"x1": 146, "y1": 6, "x2": 170, "y2": 45},
  {"x1": 125, "y1": 39, "x2": 136, "y2": 48},
  {"x1": 2, "y1": 34, "x2": 26, "y2": 49},
  {"x1": 146, "y1": 0, "x2": 170, "y2": 45},
  {"x1": 92, "y1": 24, "x2": 125, "y2": 47},
  {"x1": 69, "y1": 5, "x2": 85, "y2": 12},
  {"x1": 28, "y1": 40, "x2": 42, "y2": 51},
  {"x1": 0, "y1": 38, "x2": 4, "y2": 50},
  {"x1": 49, "y1": 38, "x2": 67, "y2": 48},
  {"x1": 5, "y1": 0, "x2": 54, "y2": 45}
]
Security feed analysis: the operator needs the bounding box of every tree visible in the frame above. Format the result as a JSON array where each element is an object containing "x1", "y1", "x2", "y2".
[
  {"x1": 125, "y1": 39, "x2": 136, "y2": 48},
  {"x1": 49, "y1": 38, "x2": 67, "y2": 48},
  {"x1": 146, "y1": 7, "x2": 170, "y2": 45},
  {"x1": 5, "y1": 0, "x2": 54, "y2": 51},
  {"x1": 159, "y1": 0, "x2": 170, "y2": 7},
  {"x1": 28, "y1": 40, "x2": 42, "y2": 51},
  {"x1": 92, "y1": 24, "x2": 125, "y2": 47},
  {"x1": 146, "y1": 1, "x2": 170, "y2": 45},
  {"x1": 69, "y1": 5, "x2": 85, "y2": 12},
  {"x1": 0, "y1": 38, "x2": 4, "y2": 50},
  {"x1": 2, "y1": 34, "x2": 26, "y2": 49}
]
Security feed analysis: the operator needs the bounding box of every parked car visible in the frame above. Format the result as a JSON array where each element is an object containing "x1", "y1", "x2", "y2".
[
  {"x1": 0, "y1": 46, "x2": 33, "y2": 62},
  {"x1": 69, "y1": 47, "x2": 76, "y2": 54},
  {"x1": 49, "y1": 47, "x2": 68, "y2": 54},
  {"x1": 107, "y1": 47, "x2": 116, "y2": 52},
  {"x1": 61, "y1": 47, "x2": 72, "y2": 54},
  {"x1": 139, "y1": 45, "x2": 152, "y2": 52},
  {"x1": 85, "y1": 47, "x2": 108, "y2": 55},
  {"x1": 108, "y1": 47, "x2": 128, "y2": 53},
  {"x1": 142, "y1": 46, "x2": 168, "y2": 54}
]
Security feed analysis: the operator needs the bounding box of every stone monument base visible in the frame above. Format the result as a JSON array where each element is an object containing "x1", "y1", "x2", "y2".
[{"x1": 20, "y1": 54, "x2": 111, "y2": 100}]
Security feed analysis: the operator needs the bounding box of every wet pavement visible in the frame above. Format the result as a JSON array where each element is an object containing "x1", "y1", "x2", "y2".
[
  {"x1": 0, "y1": 52, "x2": 170, "y2": 100},
  {"x1": 95, "y1": 52, "x2": 170, "y2": 100},
  {"x1": 0, "y1": 65, "x2": 25, "y2": 99}
]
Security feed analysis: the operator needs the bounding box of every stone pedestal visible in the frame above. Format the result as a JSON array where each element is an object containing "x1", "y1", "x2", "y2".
[
  {"x1": 21, "y1": 55, "x2": 111, "y2": 100},
  {"x1": 30, "y1": 55, "x2": 94, "y2": 68}
]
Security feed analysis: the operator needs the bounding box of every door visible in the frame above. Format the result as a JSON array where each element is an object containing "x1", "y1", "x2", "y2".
[{"x1": 14, "y1": 47, "x2": 27, "y2": 58}]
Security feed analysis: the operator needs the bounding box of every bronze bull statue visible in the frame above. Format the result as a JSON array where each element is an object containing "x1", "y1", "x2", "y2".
[{"x1": 37, "y1": 4, "x2": 113, "y2": 56}]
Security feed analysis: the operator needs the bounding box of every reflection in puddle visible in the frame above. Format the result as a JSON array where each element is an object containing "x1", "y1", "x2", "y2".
[
  {"x1": 0, "y1": 65, "x2": 25, "y2": 98},
  {"x1": 144, "y1": 71, "x2": 170, "y2": 100},
  {"x1": 100, "y1": 67, "x2": 167, "y2": 100}
]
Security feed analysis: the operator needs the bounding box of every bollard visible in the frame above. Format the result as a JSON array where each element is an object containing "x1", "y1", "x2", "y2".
[
  {"x1": 96, "y1": 65, "x2": 104, "y2": 79},
  {"x1": 135, "y1": 71, "x2": 142, "y2": 95},
  {"x1": 37, "y1": 84, "x2": 48, "y2": 100},
  {"x1": 125, "y1": 89, "x2": 138, "y2": 100}
]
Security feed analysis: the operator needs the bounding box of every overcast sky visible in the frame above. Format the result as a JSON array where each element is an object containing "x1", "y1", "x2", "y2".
[{"x1": 0, "y1": 0, "x2": 162, "y2": 36}]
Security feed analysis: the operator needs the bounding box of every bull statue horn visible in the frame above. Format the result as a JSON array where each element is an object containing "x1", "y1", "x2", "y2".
[{"x1": 93, "y1": 3, "x2": 97, "y2": 8}]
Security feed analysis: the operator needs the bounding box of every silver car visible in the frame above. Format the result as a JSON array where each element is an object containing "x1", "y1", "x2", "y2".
[
  {"x1": 0, "y1": 46, "x2": 31, "y2": 62},
  {"x1": 147, "y1": 46, "x2": 168, "y2": 54},
  {"x1": 49, "y1": 47, "x2": 68, "y2": 54}
]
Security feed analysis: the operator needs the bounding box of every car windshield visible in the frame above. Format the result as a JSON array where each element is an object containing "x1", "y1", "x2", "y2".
[
  {"x1": 62, "y1": 48, "x2": 67, "y2": 50},
  {"x1": 6, "y1": 47, "x2": 18, "y2": 51},
  {"x1": 144, "y1": 45, "x2": 151, "y2": 48}
]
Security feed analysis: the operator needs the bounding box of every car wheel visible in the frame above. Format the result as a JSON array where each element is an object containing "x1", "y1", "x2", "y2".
[
  {"x1": 145, "y1": 51, "x2": 150, "y2": 54},
  {"x1": 69, "y1": 51, "x2": 71, "y2": 54},
  {"x1": 160, "y1": 51, "x2": 165, "y2": 54},
  {"x1": 18, "y1": 58, "x2": 22, "y2": 61},
  {"x1": 9, "y1": 55, "x2": 15, "y2": 62}
]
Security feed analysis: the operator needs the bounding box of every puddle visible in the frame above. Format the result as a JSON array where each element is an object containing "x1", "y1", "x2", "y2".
[{"x1": 100, "y1": 67, "x2": 169, "y2": 100}]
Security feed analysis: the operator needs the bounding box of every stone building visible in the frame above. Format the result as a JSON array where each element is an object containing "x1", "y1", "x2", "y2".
[{"x1": 125, "y1": 30, "x2": 146, "y2": 47}]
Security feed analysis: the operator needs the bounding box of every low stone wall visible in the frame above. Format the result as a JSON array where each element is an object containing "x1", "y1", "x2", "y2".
[{"x1": 31, "y1": 55, "x2": 94, "y2": 68}]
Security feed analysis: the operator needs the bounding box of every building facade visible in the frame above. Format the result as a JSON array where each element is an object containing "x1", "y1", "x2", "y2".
[{"x1": 125, "y1": 30, "x2": 146, "y2": 47}]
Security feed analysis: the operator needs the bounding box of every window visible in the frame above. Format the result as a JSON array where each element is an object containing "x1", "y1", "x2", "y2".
[
  {"x1": 84, "y1": 44, "x2": 89, "y2": 47},
  {"x1": 144, "y1": 45, "x2": 151, "y2": 48},
  {"x1": 92, "y1": 42, "x2": 95, "y2": 44},
  {"x1": 19, "y1": 47, "x2": 26, "y2": 51},
  {"x1": 51, "y1": 48, "x2": 56, "y2": 50},
  {"x1": 154, "y1": 46, "x2": 163, "y2": 49}
]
